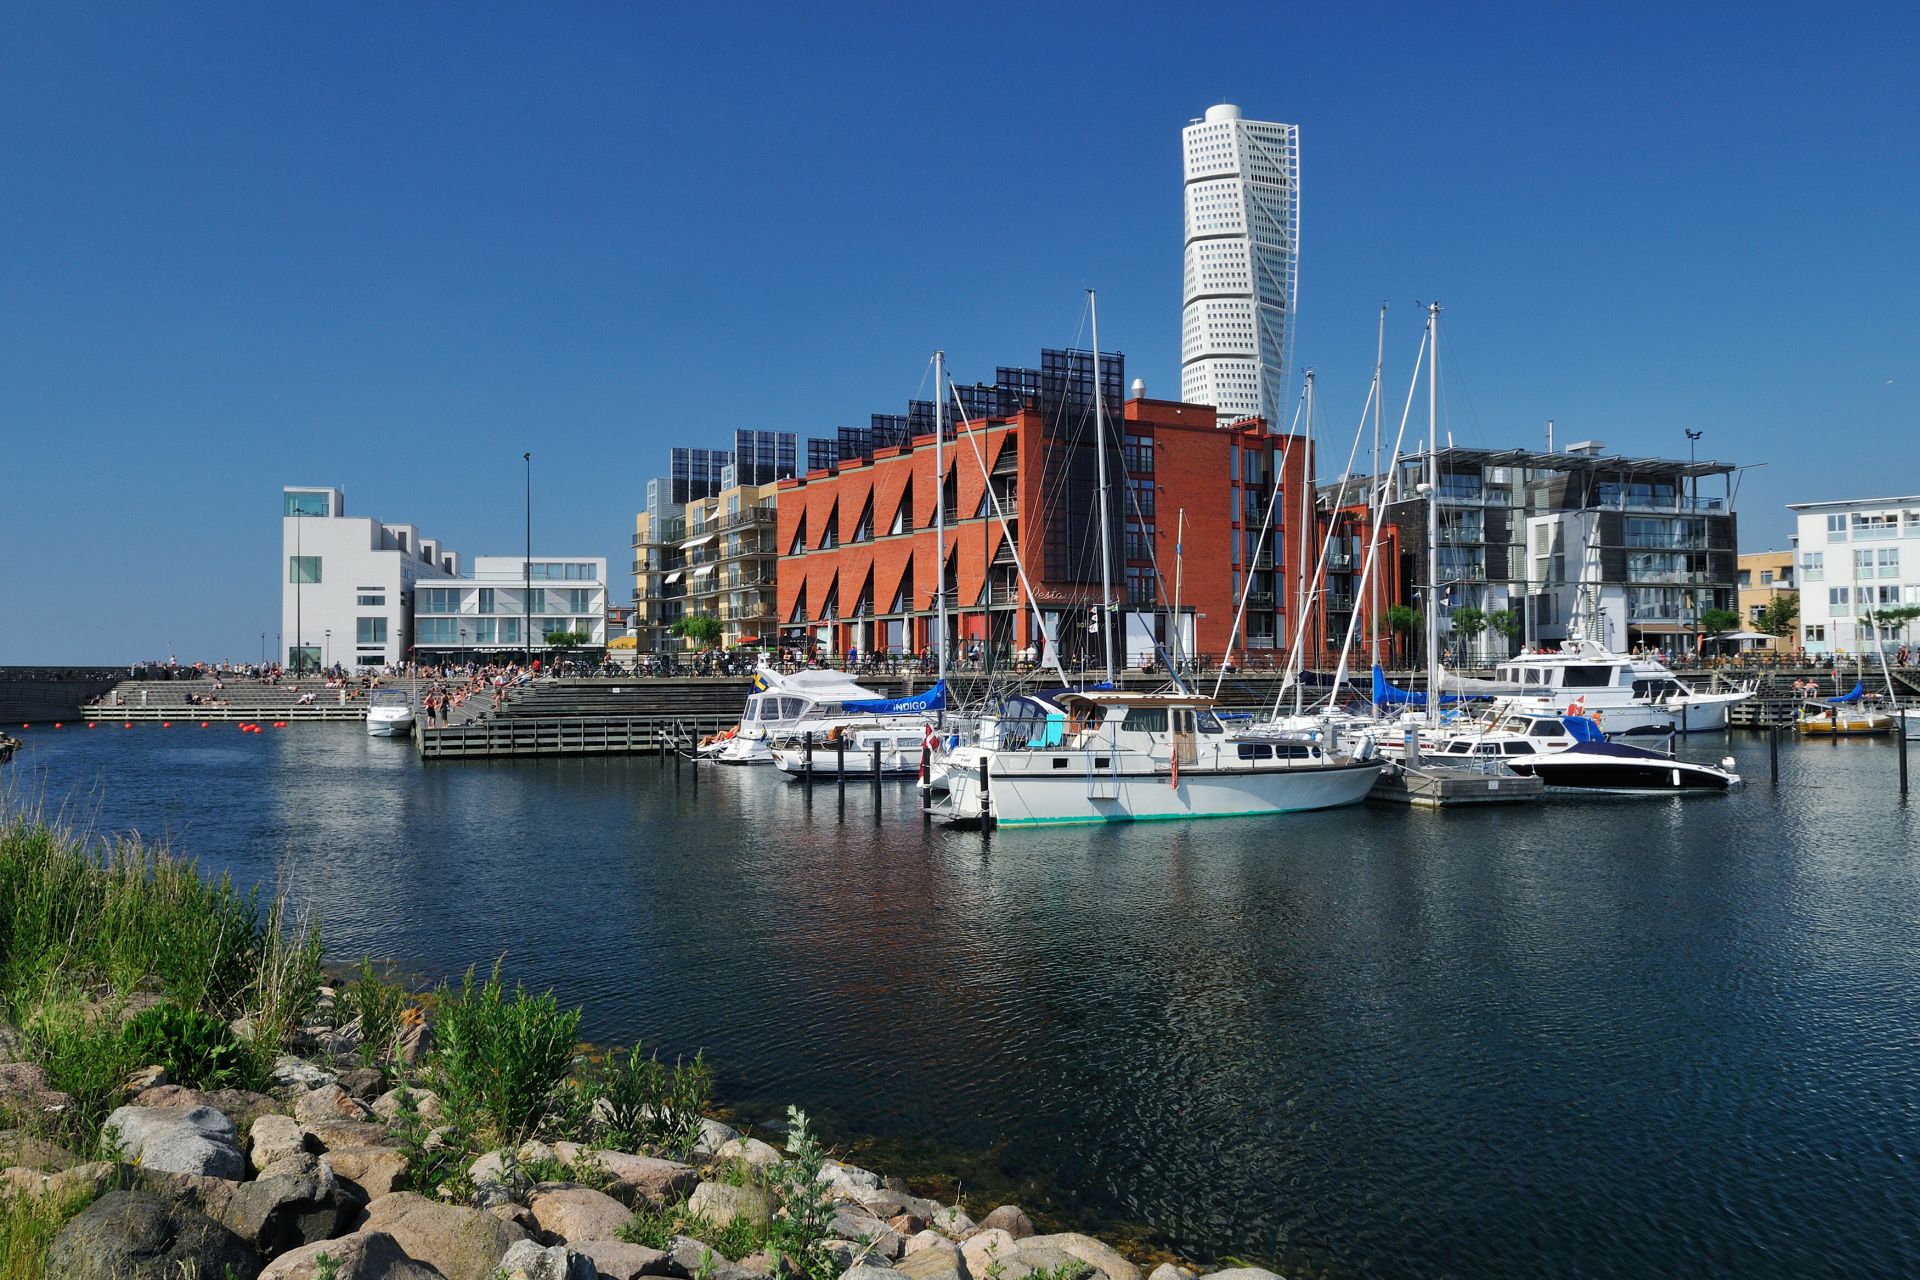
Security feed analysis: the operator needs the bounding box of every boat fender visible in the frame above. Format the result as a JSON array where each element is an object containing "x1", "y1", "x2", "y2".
[{"x1": 1721, "y1": 757, "x2": 1736, "y2": 770}]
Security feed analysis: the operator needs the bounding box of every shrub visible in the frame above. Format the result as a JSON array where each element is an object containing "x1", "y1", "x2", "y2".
[
  {"x1": 389, "y1": 1083, "x2": 472, "y2": 1202},
  {"x1": 342, "y1": 957, "x2": 405, "y2": 1077},
  {"x1": 23, "y1": 998, "x2": 141, "y2": 1149},
  {"x1": 429, "y1": 961, "x2": 580, "y2": 1147},
  {"x1": 764, "y1": 1107, "x2": 837, "y2": 1280},
  {"x1": 117, "y1": 1002, "x2": 261, "y2": 1091},
  {"x1": 591, "y1": 1043, "x2": 712, "y2": 1158}
]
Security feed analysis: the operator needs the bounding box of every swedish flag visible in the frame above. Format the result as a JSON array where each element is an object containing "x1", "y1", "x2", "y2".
[{"x1": 752, "y1": 671, "x2": 771, "y2": 692}]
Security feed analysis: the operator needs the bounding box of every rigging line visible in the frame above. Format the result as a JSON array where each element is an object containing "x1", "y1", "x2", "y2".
[
  {"x1": 1211, "y1": 389, "x2": 1308, "y2": 699},
  {"x1": 1436, "y1": 322, "x2": 1485, "y2": 448},
  {"x1": 1330, "y1": 327, "x2": 1431, "y2": 695},
  {"x1": 1275, "y1": 373, "x2": 1379, "y2": 716},
  {"x1": 948, "y1": 375, "x2": 1064, "y2": 678}
]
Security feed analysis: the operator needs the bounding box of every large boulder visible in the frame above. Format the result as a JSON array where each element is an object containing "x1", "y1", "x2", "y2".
[
  {"x1": 895, "y1": 1236, "x2": 967, "y2": 1280},
  {"x1": 223, "y1": 1167, "x2": 355, "y2": 1259},
  {"x1": 979, "y1": 1205, "x2": 1036, "y2": 1240},
  {"x1": 1194, "y1": 1271, "x2": 1284, "y2": 1280},
  {"x1": 961, "y1": 1229, "x2": 1021, "y2": 1280},
  {"x1": 529, "y1": 1183, "x2": 634, "y2": 1243},
  {"x1": 818, "y1": 1158, "x2": 883, "y2": 1200},
  {"x1": 0, "y1": 1128, "x2": 79, "y2": 1171},
  {"x1": 326, "y1": 1144, "x2": 410, "y2": 1199},
  {"x1": 666, "y1": 1233, "x2": 771, "y2": 1280},
  {"x1": 301, "y1": 1116, "x2": 392, "y2": 1152},
  {"x1": 0, "y1": 1061, "x2": 73, "y2": 1119},
  {"x1": 1147, "y1": 1266, "x2": 1197, "y2": 1280},
  {"x1": 250, "y1": 1113, "x2": 306, "y2": 1173},
  {"x1": 830, "y1": 1205, "x2": 905, "y2": 1259},
  {"x1": 842, "y1": 1267, "x2": 911, "y2": 1280},
  {"x1": 46, "y1": 1189, "x2": 259, "y2": 1280},
  {"x1": 688, "y1": 1180, "x2": 776, "y2": 1228},
  {"x1": 552, "y1": 1147, "x2": 695, "y2": 1207},
  {"x1": 260, "y1": 1229, "x2": 443, "y2": 1279},
  {"x1": 372, "y1": 1085, "x2": 444, "y2": 1123},
  {"x1": 691, "y1": 1118, "x2": 741, "y2": 1157},
  {"x1": 269, "y1": 1058, "x2": 336, "y2": 1091},
  {"x1": 714, "y1": 1136, "x2": 782, "y2": 1168},
  {"x1": 106, "y1": 1103, "x2": 245, "y2": 1178},
  {"x1": 931, "y1": 1205, "x2": 976, "y2": 1238},
  {"x1": 573, "y1": 1238, "x2": 669, "y2": 1279},
  {"x1": 1023, "y1": 1234, "x2": 1140, "y2": 1280},
  {"x1": 496, "y1": 1239, "x2": 598, "y2": 1279},
  {"x1": 293, "y1": 1083, "x2": 376, "y2": 1126},
  {"x1": 363, "y1": 1190, "x2": 529, "y2": 1280}
]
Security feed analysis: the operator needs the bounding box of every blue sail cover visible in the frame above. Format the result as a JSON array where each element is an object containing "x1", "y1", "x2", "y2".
[
  {"x1": 1371, "y1": 665, "x2": 1476, "y2": 707},
  {"x1": 1827, "y1": 681, "x2": 1865, "y2": 705},
  {"x1": 843, "y1": 680, "x2": 948, "y2": 714}
]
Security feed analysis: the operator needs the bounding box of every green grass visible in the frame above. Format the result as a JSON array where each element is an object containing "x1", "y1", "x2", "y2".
[
  {"x1": 429, "y1": 960, "x2": 581, "y2": 1149},
  {"x1": 0, "y1": 1184, "x2": 102, "y2": 1280}
]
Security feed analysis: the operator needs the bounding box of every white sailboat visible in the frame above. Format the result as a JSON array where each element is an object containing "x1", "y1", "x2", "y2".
[{"x1": 938, "y1": 292, "x2": 1382, "y2": 827}]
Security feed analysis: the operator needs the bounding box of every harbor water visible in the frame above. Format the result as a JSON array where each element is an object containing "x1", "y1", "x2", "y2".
[{"x1": 7, "y1": 725, "x2": 1918, "y2": 1278}]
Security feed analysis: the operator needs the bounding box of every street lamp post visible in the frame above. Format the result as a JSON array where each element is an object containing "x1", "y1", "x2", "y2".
[
  {"x1": 324, "y1": 629, "x2": 331, "y2": 671},
  {"x1": 524, "y1": 452, "x2": 533, "y2": 668}
]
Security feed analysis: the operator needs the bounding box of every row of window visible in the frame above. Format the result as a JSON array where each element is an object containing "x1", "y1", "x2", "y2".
[
  {"x1": 418, "y1": 587, "x2": 599, "y2": 614},
  {"x1": 414, "y1": 617, "x2": 599, "y2": 645}
]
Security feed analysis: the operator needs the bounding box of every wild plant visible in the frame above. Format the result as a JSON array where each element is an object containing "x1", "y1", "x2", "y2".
[
  {"x1": 428, "y1": 960, "x2": 581, "y2": 1148},
  {"x1": 763, "y1": 1106, "x2": 838, "y2": 1280},
  {"x1": 591, "y1": 1043, "x2": 712, "y2": 1158},
  {"x1": 342, "y1": 957, "x2": 405, "y2": 1077}
]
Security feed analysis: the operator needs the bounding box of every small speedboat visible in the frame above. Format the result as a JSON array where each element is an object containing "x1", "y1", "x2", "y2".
[
  {"x1": 1507, "y1": 740, "x2": 1741, "y2": 794},
  {"x1": 365, "y1": 689, "x2": 416, "y2": 738}
]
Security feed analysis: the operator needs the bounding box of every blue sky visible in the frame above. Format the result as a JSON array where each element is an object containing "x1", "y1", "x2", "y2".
[{"x1": 3, "y1": 2, "x2": 1914, "y2": 664}]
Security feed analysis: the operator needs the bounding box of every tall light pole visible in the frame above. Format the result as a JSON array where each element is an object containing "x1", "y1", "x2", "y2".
[
  {"x1": 524, "y1": 452, "x2": 533, "y2": 668},
  {"x1": 293, "y1": 505, "x2": 304, "y2": 673},
  {"x1": 324, "y1": 629, "x2": 332, "y2": 671}
]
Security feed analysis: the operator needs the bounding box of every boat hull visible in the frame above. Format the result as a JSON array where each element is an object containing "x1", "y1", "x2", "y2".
[
  {"x1": 1509, "y1": 754, "x2": 1738, "y2": 793},
  {"x1": 366, "y1": 714, "x2": 414, "y2": 738},
  {"x1": 944, "y1": 756, "x2": 1382, "y2": 827}
]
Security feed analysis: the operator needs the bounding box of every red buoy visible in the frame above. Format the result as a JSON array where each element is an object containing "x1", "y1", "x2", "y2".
[
  {"x1": 162, "y1": 722, "x2": 172, "y2": 728},
  {"x1": 123, "y1": 722, "x2": 132, "y2": 729},
  {"x1": 201, "y1": 721, "x2": 209, "y2": 728}
]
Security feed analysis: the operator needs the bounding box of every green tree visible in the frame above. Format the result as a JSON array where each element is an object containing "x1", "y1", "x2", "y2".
[
  {"x1": 1383, "y1": 605, "x2": 1422, "y2": 671},
  {"x1": 1757, "y1": 592, "x2": 1799, "y2": 638},
  {"x1": 1485, "y1": 608, "x2": 1520, "y2": 639},
  {"x1": 1864, "y1": 604, "x2": 1920, "y2": 643},
  {"x1": 1449, "y1": 605, "x2": 1488, "y2": 664},
  {"x1": 1699, "y1": 608, "x2": 1741, "y2": 635},
  {"x1": 669, "y1": 614, "x2": 724, "y2": 650}
]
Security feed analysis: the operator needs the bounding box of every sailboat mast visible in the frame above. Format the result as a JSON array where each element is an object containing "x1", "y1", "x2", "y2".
[
  {"x1": 1425, "y1": 302, "x2": 1442, "y2": 726},
  {"x1": 1173, "y1": 507, "x2": 1186, "y2": 669},
  {"x1": 934, "y1": 349, "x2": 948, "y2": 684},
  {"x1": 1293, "y1": 370, "x2": 1316, "y2": 714},
  {"x1": 1089, "y1": 290, "x2": 1116, "y2": 684},
  {"x1": 1371, "y1": 304, "x2": 1386, "y2": 666}
]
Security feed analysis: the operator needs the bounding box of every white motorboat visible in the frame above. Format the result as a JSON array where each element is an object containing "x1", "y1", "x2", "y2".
[
  {"x1": 772, "y1": 721, "x2": 933, "y2": 781},
  {"x1": 1507, "y1": 739, "x2": 1742, "y2": 794},
  {"x1": 939, "y1": 691, "x2": 1382, "y2": 828},
  {"x1": 365, "y1": 688, "x2": 415, "y2": 738},
  {"x1": 1485, "y1": 639, "x2": 1740, "y2": 735},
  {"x1": 710, "y1": 667, "x2": 921, "y2": 765}
]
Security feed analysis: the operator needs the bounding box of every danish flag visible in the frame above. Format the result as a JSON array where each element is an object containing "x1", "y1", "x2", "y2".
[{"x1": 1566, "y1": 696, "x2": 1587, "y2": 716}]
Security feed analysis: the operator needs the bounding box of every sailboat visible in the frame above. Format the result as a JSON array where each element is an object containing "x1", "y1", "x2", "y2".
[{"x1": 939, "y1": 293, "x2": 1382, "y2": 827}]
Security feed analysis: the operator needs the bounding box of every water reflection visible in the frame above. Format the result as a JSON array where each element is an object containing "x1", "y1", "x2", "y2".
[{"x1": 7, "y1": 726, "x2": 1919, "y2": 1277}]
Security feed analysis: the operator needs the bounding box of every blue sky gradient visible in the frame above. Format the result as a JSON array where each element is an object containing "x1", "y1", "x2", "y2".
[{"x1": 3, "y1": 2, "x2": 1914, "y2": 663}]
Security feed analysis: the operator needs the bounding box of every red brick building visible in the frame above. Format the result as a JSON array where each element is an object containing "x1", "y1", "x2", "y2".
[{"x1": 774, "y1": 351, "x2": 1322, "y2": 670}]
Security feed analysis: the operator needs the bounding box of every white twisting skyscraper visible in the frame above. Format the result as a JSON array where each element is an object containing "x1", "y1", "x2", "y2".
[{"x1": 1180, "y1": 104, "x2": 1299, "y2": 424}]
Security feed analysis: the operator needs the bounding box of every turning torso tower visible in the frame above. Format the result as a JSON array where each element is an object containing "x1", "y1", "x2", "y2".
[{"x1": 1180, "y1": 104, "x2": 1300, "y2": 424}]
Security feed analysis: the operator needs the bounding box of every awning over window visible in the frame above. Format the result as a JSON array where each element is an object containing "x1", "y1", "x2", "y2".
[
  {"x1": 681, "y1": 533, "x2": 716, "y2": 549},
  {"x1": 693, "y1": 564, "x2": 716, "y2": 577},
  {"x1": 664, "y1": 571, "x2": 683, "y2": 583}
]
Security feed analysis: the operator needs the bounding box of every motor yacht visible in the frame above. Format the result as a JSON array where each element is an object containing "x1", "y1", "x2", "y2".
[{"x1": 365, "y1": 688, "x2": 416, "y2": 738}]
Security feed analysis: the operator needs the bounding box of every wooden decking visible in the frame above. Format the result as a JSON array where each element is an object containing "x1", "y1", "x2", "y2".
[{"x1": 414, "y1": 714, "x2": 737, "y2": 759}]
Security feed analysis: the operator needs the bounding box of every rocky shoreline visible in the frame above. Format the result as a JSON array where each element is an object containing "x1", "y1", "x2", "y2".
[{"x1": 17, "y1": 985, "x2": 1282, "y2": 1280}]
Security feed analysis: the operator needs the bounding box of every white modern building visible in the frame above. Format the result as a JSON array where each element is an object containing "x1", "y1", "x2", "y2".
[
  {"x1": 1180, "y1": 103, "x2": 1300, "y2": 424},
  {"x1": 1789, "y1": 496, "x2": 1920, "y2": 656},
  {"x1": 281, "y1": 486, "x2": 606, "y2": 670}
]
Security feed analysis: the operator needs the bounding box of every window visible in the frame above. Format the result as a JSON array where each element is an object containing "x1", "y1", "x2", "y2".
[
  {"x1": 566, "y1": 589, "x2": 594, "y2": 613},
  {"x1": 1759, "y1": 570, "x2": 1773, "y2": 586},
  {"x1": 283, "y1": 492, "x2": 330, "y2": 517},
  {"x1": 526, "y1": 588, "x2": 547, "y2": 614},
  {"x1": 1827, "y1": 513, "x2": 1849, "y2": 540},
  {"x1": 356, "y1": 592, "x2": 385, "y2": 606},
  {"x1": 355, "y1": 617, "x2": 387, "y2": 645},
  {"x1": 473, "y1": 619, "x2": 496, "y2": 644},
  {"x1": 415, "y1": 618, "x2": 456, "y2": 645},
  {"x1": 1124, "y1": 707, "x2": 1169, "y2": 733},
  {"x1": 498, "y1": 619, "x2": 521, "y2": 644},
  {"x1": 1801, "y1": 551, "x2": 1824, "y2": 581},
  {"x1": 1805, "y1": 624, "x2": 1825, "y2": 642},
  {"x1": 478, "y1": 588, "x2": 495, "y2": 615},
  {"x1": 418, "y1": 588, "x2": 460, "y2": 613},
  {"x1": 1563, "y1": 665, "x2": 1617, "y2": 688},
  {"x1": 1829, "y1": 587, "x2": 1851, "y2": 615},
  {"x1": 1878, "y1": 548, "x2": 1900, "y2": 578},
  {"x1": 288, "y1": 556, "x2": 321, "y2": 584}
]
